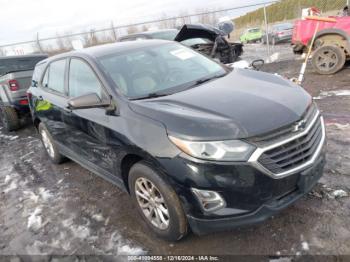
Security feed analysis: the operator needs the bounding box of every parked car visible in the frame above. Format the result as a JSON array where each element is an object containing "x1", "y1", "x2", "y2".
[
  {"x1": 262, "y1": 23, "x2": 294, "y2": 45},
  {"x1": 292, "y1": 16, "x2": 350, "y2": 74},
  {"x1": 240, "y1": 28, "x2": 263, "y2": 43},
  {"x1": 0, "y1": 54, "x2": 48, "y2": 131},
  {"x1": 28, "y1": 40, "x2": 326, "y2": 241},
  {"x1": 119, "y1": 24, "x2": 243, "y2": 64}
]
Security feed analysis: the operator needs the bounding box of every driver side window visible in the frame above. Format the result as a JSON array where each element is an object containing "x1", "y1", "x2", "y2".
[{"x1": 69, "y1": 58, "x2": 104, "y2": 98}]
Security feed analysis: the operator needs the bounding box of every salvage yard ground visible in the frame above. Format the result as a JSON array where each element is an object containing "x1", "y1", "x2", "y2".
[{"x1": 0, "y1": 53, "x2": 350, "y2": 258}]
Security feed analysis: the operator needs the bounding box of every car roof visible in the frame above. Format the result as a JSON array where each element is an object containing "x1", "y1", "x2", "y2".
[{"x1": 45, "y1": 39, "x2": 173, "y2": 62}]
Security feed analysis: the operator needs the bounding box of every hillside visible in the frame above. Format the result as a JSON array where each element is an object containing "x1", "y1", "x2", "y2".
[{"x1": 234, "y1": 0, "x2": 347, "y2": 29}]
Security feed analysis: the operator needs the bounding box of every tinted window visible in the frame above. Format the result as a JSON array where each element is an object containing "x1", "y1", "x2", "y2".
[
  {"x1": 249, "y1": 28, "x2": 260, "y2": 33},
  {"x1": 0, "y1": 56, "x2": 47, "y2": 76},
  {"x1": 43, "y1": 59, "x2": 66, "y2": 93},
  {"x1": 69, "y1": 59, "x2": 102, "y2": 98},
  {"x1": 32, "y1": 62, "x2": 47, "y2": 87}
]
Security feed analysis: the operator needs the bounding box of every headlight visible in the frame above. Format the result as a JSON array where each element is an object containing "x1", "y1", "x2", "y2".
[{"x1": 169, "y1": 136, "x2": 256, "y2": 161}]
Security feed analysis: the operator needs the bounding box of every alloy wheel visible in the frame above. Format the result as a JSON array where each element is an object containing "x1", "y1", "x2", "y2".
[
  {"x1": 41, "y1": 129, "x2": 55, "y2": 158},
  {"x1": 135, "y1": 177, "x2": 170, "y2": 230}
]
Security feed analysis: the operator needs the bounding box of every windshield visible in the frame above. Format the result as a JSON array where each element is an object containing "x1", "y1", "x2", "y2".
[
  {"x1": 273, "y1": 23, "x2": 293, "y2": 31},
  {"x1": 0, "y1": 56, "x2": 46, "y2": 76},
  {"x1": 149, "y1": 30, "x2": 179, "y2": 40},
  {"x1": 98, "y1": 42, "x2": 226, "y2": 99}
]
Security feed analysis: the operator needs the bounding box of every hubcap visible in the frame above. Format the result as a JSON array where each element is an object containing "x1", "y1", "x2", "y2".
[
  {"x1": 316, "y1": 50, "x2": 338, "y2": 71},
  {"x1": 135, "y1": 177, "x2": 170, "y2": 230},
  {"x1": 41, "y1": 129, "x2": 55, "y2": 158}
]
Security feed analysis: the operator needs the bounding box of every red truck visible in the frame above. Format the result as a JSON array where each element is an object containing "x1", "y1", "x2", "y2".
[{"x1": 292, "y1": 16, "x2": 350, "y2": 74}]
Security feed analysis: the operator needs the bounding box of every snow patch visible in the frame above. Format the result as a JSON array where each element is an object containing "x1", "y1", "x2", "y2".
[
  {"x1": 314, "y1": 90, "x2": 350, "y2": 100},
  {"x1": 27, "y1": 207, "x2": 43, "y2": 231},
  {"x1": 301, "y1": 241, "x2": 309, "y2": 251},
  {"x1": 330, "y1": 189, "x2": 348, "y2": 198},
  {"x1": 3, "y1": 180, "x2": 18, "y2": 193}
]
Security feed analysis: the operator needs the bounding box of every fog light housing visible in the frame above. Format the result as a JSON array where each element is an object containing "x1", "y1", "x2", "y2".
[{"x1": 192, "y1": 188, "x2": 226, "y2": 213}]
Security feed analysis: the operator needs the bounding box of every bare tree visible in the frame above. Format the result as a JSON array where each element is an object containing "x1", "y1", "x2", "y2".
[
  {"x1": 0, "y1": 48, "x2": 5, "y2": 56},
  {"x1": 127, "y1": 25, "x2": 139, "y2": 34},
  {"x1": 142, "y1": 24, "x2": 149, "y2": 32}
]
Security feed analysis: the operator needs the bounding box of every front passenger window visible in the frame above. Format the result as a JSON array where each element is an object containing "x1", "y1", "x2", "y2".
[{"x1": 69, "y1": 59, "x2": 103, "y2": 98}]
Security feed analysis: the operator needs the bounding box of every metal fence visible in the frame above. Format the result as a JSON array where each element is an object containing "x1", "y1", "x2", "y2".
[{"x1": 0, "y1": 0, "x2": 348, "y2": 61}]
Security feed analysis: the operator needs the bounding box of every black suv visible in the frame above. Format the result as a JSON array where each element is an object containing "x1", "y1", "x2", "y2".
[{"x1": 28, "y1": 40, "x2": 326, "y2": 241}]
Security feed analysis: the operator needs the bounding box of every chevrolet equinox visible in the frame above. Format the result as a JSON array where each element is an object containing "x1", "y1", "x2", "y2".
[{"x1": 28, "y1": 40, "x2": 326, "y2": 241}]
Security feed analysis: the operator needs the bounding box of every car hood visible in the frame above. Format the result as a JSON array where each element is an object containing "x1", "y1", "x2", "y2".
[
  {"x1": 129, "y1": 69, "x2": 311, "y2": 141},
  {"x1": 174, "y1": 24, "x2": 225, "y2": 42}
]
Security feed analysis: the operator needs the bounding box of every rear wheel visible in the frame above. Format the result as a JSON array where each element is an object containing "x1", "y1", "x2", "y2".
[
  {"x1": 129, "y1": 161, "x2": 188, "y2": 241},
  {"x1": 0, "y1": 106, "x2": 20, "y2": 132},
  {"x1": 312, "y1": 45, "x2": 346, "y2": 75},
  {"x1": 38, "y1": 123, "x2": 65, "y2": 164}
]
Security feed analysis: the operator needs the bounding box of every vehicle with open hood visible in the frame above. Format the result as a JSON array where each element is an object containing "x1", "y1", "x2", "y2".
[{"x1": 119, "y1": 24, "x2": 243, "y2": 64}]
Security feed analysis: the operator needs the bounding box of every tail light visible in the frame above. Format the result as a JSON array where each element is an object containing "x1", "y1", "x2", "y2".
[
  {"x1": 19, "y1": 99, "x2": 29, "y2": 105},
  {"x1": 278, "y1": 32, "x2": 285, "y2": 36},
  {"x1": 8, "y1": 80, "x2": 19, "y2": 91}
]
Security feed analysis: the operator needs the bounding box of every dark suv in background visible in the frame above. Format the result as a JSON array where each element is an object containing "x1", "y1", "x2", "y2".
[{"x1": 28, "y1": 40, "x2": 326, "y2": 241}]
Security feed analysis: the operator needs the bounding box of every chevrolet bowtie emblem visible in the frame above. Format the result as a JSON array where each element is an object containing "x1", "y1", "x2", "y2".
[{"x1": 293, "y1": 119, "x2": 307, "y2": 132}]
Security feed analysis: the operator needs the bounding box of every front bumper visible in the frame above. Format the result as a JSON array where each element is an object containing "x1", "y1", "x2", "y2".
[{"x1": 187, "y1": 154, "x2": 325, "y2": 235}]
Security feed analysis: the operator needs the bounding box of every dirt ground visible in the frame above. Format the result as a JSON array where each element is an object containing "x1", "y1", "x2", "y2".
[{"x1": 0, "y1": 57, "x2": 349, "y2": 259}]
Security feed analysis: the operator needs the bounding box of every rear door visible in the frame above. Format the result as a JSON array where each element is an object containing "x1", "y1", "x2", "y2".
[{"x1": 32, "y1": 59, "x2": 70, "y2": 145}]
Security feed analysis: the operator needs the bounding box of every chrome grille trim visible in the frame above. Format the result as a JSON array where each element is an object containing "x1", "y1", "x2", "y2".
[{"x1": 248, "y1": 111, "x2": 326, "y2": 179}]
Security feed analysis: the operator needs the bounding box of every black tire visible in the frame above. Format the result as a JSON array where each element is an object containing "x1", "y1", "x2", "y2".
[
  {"x1": 312, "y1": 45, "x2": 346, "y2": 75},
  {"x1": 129, "y1": 161, "x2": 188, "y2": 241},
  {"x1": 0, "y1": 106, "x2": 20, "y2": 132},
  {"x1": 38, "y1": 123, "x2": 65, "y2": 164}
]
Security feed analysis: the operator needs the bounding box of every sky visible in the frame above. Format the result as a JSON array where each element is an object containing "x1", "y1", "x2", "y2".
[{"x1": 0, "y1": 0, "x2": 273, "y2": 46}]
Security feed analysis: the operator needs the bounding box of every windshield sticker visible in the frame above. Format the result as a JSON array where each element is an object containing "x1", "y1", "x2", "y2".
[{"x1": 170, "y1": 49, "x2": 195, "y2": 60}]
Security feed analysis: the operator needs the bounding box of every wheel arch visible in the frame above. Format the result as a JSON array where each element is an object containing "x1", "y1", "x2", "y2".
[{"x1": 311, "y1": 29, "x2": 350, "y2": 54}]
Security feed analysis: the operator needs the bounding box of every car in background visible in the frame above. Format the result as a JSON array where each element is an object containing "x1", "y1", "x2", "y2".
[
  {"x1": 28, "y1": 40, "x2": 326, "y2": 241},
  {"x1": 0, "y1": 54, "x2": 48, "y2": 131},
  {"x1": 119, "y1": 25, "x2": 243, "y2": 64},
  {"x1": 240, "y1": 28, "x2": 263, "y2": 43},
  {"x1": 262, "y1": 23, "x2": 294, "y2": 45},
  {"x1": 292, "y1": 16, "x2": 350, "y2": 75}
]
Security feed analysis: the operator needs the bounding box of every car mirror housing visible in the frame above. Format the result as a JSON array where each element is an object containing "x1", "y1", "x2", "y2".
[{"x1": 67, "y1": 93, "x2": 110, "y2": 110}]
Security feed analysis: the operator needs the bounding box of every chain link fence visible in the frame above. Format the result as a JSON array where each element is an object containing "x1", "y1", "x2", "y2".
[{"x1": 0, "y1": 0, "x2": 348, "y2": 61}]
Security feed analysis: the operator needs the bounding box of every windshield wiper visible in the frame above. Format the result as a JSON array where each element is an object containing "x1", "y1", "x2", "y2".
[
  {"x1": 192, "y1": 73, "x2": 227, "y2": 86},
  {"x1": 131, "y1": 91, "x2": 170, "y2": 100}
]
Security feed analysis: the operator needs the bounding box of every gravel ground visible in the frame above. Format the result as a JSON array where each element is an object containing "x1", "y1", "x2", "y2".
[{"x1": 0, "y1": 54, "x2": 349, "y2": 259}]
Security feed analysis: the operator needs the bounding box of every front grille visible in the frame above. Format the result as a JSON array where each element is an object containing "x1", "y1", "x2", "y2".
[
  {"x1": 250, "y1": 103, "x2": 317, "y2": 146},
  {"x1": 257, "y1": 116, "x2": 323, "y2": 174}
]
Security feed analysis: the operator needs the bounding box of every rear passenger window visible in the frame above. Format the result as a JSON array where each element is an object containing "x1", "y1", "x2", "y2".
[
  {"x1": 68, "y1": 59, "x2": 103, "y2": 98},
  {"x1": 32, "y1": 63, "x2": 46, "y2": 87},
  {"x1": 42, "y1": 60, "x2": 66, "y2": 94}
]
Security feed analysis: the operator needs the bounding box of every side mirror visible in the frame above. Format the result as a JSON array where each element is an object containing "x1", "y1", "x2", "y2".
[
  {"x1": 67, "y1": 93, "x2": 110, "y2": 110},
  {"x1": 250, "y1": 59, "x2": 265, "y2": 71}
]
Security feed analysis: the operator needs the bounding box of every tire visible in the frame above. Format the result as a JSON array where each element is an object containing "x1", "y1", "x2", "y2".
[
  {"x1": 312, "y1": 45, "x2": 346, "y2": 75},
  {"x1": 0, "y1": 106, "x2": 20, "y2": 132},
  {"x1": 38, "y1": 123, "x2": 65, "y2": 164},
  {"x1": 129, "y1": 161, "x2": 188, "y2": 241}
]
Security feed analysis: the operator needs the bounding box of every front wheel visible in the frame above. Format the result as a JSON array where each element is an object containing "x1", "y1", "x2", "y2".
[
  {"x1": 312, "y1": 45, "x2": 346, "y2": 75},
  {"x1": 129, "y1": 161, "x2": 188, "y2": 241}
]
